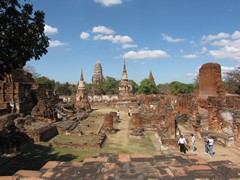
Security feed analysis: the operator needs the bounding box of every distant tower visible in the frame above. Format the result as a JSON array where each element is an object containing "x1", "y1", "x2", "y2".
[
  {"x1": 119, "y1": 61, "x2": 133, "y2": 96},
  {"x1": 148, "y1": 70, "x2": 155, "y2": 84},
  {"x1": 75, "y1": 69, "x2": 91, "y2": 112},
  {"x1": 92, "y1": 61, "x2": 104, "y2": 84}
]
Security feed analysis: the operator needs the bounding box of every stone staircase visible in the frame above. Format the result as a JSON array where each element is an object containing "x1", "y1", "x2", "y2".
[{"x1": 1, "y1": 153, "x2": 240, "y2": 179}]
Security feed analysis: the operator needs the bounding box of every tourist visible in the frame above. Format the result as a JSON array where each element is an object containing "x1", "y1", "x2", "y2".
[
  {"x1": 204, "y1": 134, "x2": 209, "y2": 154},
  {"x1": 117, "y1": 110, "x2": 120, "y2": 121},
  {"x1": 191, "y1": 134, "x2": 196, "y2": 152},
  {"x1": 128, "y1": 108, "x2": 131, "y2": 117},
  {"x1": 208, "y1": 136, "x2": 214, "y2": 158},
  {"x1": 178, "y1": 135, "x2": 187, "y2": 155}
]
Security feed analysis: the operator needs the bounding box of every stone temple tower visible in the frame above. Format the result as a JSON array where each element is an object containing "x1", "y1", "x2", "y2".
[
  {"x1": 75, "y1": 69, "x2": 91, "y2": 112},
  {"x1": 119, "y1": 61, "x2": 133, "y2": 96},
  {"x1": 92, "y1": 61, "x2": 104, "y2": 84},
  {"x1": 148, "y1": 70, "x2": 155, "y2": 84}
]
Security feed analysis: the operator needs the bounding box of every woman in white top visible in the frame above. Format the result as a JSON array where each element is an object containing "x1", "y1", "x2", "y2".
[
  {"x1": 208, "y1": 136, "x2": 214, "y2": 158},
  {"x1": 178, "y1": 135, "x2": 187, "y2": 154}
]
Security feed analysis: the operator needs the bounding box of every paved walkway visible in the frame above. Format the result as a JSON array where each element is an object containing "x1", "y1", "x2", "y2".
[{"x1": 179, "y1": 125, "x2": 240, "y2": 166}]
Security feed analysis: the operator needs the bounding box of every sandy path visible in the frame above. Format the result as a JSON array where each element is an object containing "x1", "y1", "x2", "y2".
[{"x1": 178, "y1": 124, "x2": 240, "y2": 165}]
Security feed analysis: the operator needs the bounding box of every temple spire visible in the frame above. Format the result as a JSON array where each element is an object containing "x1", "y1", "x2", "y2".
[
  {"x1": 78, "y1": 69, "x2": 85, "y2": 89},
  {"x1": 122, "y1": 60, "x2": 128, "y2": 80},
  {"x1": 148, "y1": 69, "x2": 155, "y2": 83},
  {"x1": 80, "y1": 69, "x2": 84, "y2": 81}
]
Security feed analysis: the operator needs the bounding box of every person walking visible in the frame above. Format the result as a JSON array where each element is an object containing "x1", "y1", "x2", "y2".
[
  {"x1": 128, "y1": 108, "x2": 131, "y2": 117},
  {"x1": 117, "y1": 110, "x2": 120, "y2": 121},
  {"x1": 191, "y1": 134, "x2": 196, "y2": 152},
  {"x1": 208, "y1": 136, "x2": 214, "y2": 158},
  {"x1": 203, "y1": 134, "x2": 209, "y2": 154},
  {"x1": 178, "y1": 135, "x2": 187, "y2": 155}
]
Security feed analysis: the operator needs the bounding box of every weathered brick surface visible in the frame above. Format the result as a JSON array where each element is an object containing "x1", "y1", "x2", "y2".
[
  {"x1": 2, "y1": 153, "x2": 240, "y2": 179},
  {"x1": 199, "y1": 62, "x2": 225, "y2": 98}
]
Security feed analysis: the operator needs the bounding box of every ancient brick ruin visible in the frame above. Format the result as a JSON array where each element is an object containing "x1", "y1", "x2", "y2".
[
  {"x1": 199, "y1": 62, "x2": 225, "y2": 98},
  {"x1": 0, "y1": 69, "x2": 91, "y2": 153},
  {"x1": 148, "y1": 70, "x2": 155, "y2": 84},
  {"x1": 0, "y1": 69, "x2": 36, "y2": 114}
]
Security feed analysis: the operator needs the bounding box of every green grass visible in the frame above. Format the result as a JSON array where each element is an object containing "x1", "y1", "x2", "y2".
[
  {"x1": 0, "y1": 144, "x2": 100, "y2": 176},
  {"x1": 101, "y1": 131, "x2": 156, "y2": 154},
  {"x1": 50, "y1": 134, "x2": 100, "y2": 145}
]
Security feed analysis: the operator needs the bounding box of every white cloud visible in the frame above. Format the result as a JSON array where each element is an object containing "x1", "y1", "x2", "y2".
[
  {"x1": 182, "y1": 54, "x2": 198, "y2": 59},
  {"x1": 123, "y1": 49, "x2": 169, "y2": 59},
  {"x1": 200, "y1": 47, "x2": 208, "y2": 54},
  {"x1": 202, "y1": 32, "x2": 230, "y2": 42},
  {"x1": 212, "y1": 39, "x2": 240, "y2": 48},
  {"x1": 122, "y1": 44, "x2": 138, "y2": 49},
  {"x1": 221, "y1": 66, "x2": 235, "y2": 73},
  {"x1": 209, "y1": 46, "x2": 240, "y2": 61},
  {"x1": 186, "y1": 73, "x2": 196, "y2": 77},
  {"x1": 94, "y1": 0, "x2": 122, "y2": 7},
  {"x1": 49, "y1": 40, "x2": 68, "y2": 47},
  {"x1": 179, "y1": 49, "x2": 184, "y2": 53},
  {"x1": 161, "y1": 33, "x2": 184, "y2": 43},
  {"x1": 232, "y1": 31, "x2": 240, "y2": 39},
  {"x1": 44, "y1": 24, "x2": 58, "y2": 35},
  {"x1": 93, "y1": 34, "x2": 133, "y2": 44},
  {"x1": 80, "y1": 32, "x2": 90, "y2": 40},
  {"x1": 92, "y1": 26, "x2": 114, "y2": 34}
]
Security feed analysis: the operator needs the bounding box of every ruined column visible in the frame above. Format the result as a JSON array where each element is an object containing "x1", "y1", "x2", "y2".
[
  {"x1": 131, "y1": 113, "x2": 142, "y2": 128},
  {"x1": 199, "y1": 62, "x2": 225, "y2": 98},
  {"x1": 102, "y1": 114, "x2": 114, "y2": 131}
]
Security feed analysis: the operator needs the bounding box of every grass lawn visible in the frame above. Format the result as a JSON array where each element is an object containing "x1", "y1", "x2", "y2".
[
  {"x1": 101, "y1": 131, "x2": 156, "y2": 154},
  {"x1": 0, "y1": 144, "x2": 100, "y2": 176},
  {"x1": 50, "y1": 134, "x2": 100, "y2": 145}
]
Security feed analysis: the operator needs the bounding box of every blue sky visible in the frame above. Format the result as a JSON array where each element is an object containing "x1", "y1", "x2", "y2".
[{"x1": 27, "y1": 0, "x2": 240, "y2": 85}]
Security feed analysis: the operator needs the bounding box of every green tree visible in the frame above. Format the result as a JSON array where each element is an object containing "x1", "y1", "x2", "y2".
[
  {"x1": 56, "y1": 82, "x2": 72, "y2": 96},
  {"x1": 129, "y1": 80, "x2": 139, "y2": 93},
  {"x1": 100, "y1": 76, "x2": 120, "y2": 95},
  {"x1": 157, "y1": 83, "x2": 170, "y2": 94},
  {"x1": 35, "y1": 76, "x2": 54, "y2": 89},
  {"x1": 170, "y1": 81, "x2": 194, "y2": 95},
  {"x1": 85, "y1": 83, "x2": 104, "y2": 95},
  {"x1": 223, "y1": 66, "x2": 240, "y2": 94},
  {"x1": 138, "y1": 78, "x2": 157, "y2": 94},
  {"x1": 0, "y1": 0, "x2": 49, "y2": 79}
]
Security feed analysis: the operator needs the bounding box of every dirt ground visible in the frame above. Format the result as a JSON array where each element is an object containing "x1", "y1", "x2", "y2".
[
  {"x1": 91, "y1": 106, "x2": 156, "y2": 154},
  {"x1": 178, "y1": 124, "x2": 240, "y2": 166}
]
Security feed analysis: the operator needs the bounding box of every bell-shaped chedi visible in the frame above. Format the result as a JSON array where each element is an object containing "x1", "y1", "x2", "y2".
[
  {"x1": 199, "y1": 62, "x2": 225, "y2": 98},
  {"x1": 75, "y1": 69, "x2": 91, "y2": 112},
  {"x1": 92, "y1": 61, "x2": 104, "y2": 84},
  {"x1": 119, "y1": 61, "x2": 133, "y2": 96}
]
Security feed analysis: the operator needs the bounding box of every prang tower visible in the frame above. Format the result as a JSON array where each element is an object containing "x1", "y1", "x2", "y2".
[{"x1": 92, "y1": 61, "x2": 104, "y2": 84}]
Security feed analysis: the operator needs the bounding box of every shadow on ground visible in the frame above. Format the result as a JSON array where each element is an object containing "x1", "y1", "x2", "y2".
[{"x1": 0, "y1": 144, "x2": 77, "y2": 176}]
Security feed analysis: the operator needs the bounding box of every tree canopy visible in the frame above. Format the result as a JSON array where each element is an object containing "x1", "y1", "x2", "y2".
[
  {"x1": 100, "y1": 76, "x2": 120, "y2": 95},
  {"x1": 223, "y1": 66, "x2": 240, "y2": 94},
  {"x1": 138, "y1": 78, "x2": 157, "y2": 94},
  {"x1": 169, "y1": 81, "x2": 195, "y2": 95},
  {"x1": 0, "y1": 0, "x2": 49, "y2": 79}
]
